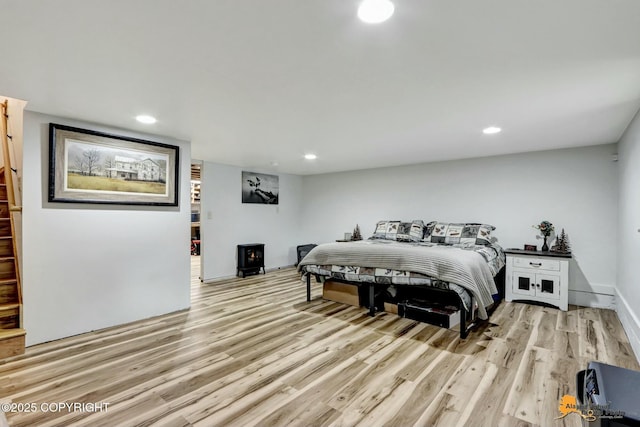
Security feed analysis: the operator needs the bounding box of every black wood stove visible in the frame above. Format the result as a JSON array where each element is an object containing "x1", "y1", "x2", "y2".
[{"x1": 237, "y1": 243, "x2": 265, "y2": 277}]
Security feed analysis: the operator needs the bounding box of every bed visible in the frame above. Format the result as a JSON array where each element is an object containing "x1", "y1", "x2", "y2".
[{"x1": 298, "y1": 220, "x2": 506, "y2": 338}]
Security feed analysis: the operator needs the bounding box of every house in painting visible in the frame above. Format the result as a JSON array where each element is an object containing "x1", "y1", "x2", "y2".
[{"x1": 105, "y1": 156, "x2": 161, "y2": 181}]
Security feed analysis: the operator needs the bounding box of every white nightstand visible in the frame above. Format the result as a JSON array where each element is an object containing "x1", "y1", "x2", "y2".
[{"x1": 504, "y1": 249, "x2": 571, "y2": 311}]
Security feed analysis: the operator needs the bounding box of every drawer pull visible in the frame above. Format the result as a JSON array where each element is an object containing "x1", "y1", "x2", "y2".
[{"x1": 529, "y1": 262, "x2": 542, "y2": 267}]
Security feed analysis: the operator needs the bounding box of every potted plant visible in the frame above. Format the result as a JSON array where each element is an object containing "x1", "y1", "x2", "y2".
[{"x1": 533, "y1": 220, "x2": 554, "y2": 251}]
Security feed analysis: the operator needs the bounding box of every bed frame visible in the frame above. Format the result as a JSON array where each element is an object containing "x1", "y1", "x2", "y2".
[{"x1": 305, "y1": 267, "x2": 505, "y2": 339}]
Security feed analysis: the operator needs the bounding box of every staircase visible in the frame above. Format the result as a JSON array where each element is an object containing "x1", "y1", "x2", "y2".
[
  {"x1": 0, "y1": 100, "x2": 24, "y2": 358},
  {"x1": 0, "y1": 170, "x2": 23, "y2": 358}
]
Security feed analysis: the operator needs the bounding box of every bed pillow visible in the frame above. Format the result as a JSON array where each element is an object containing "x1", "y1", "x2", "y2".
[
  {"x1": 423, "y1": 220, "x2": 437, "y2": 240},
  {"x1": 462, "y1": 223, "x2": 495, "y2": 245},
  {"x1": 428, "y1": 222, "x2": 495, "y2": 245},
  {"x1": 428, "y1": 222, "x2": 462, "y2": 244},
  {"x1": 372, "y1": 220, "x2": 425, "y2": 241},
  {"x1": 396, "y1": 220, "x2": 425, "y2": 242},
  {"x1": 385, "y1": 221, "x2": 402, "y2": 239},
  {"x1": 372, "y1": 220, "x2": 402, "y2": 240},
  {"x1": 372, "y1": 221, "x2": 388, "y2": 239}
]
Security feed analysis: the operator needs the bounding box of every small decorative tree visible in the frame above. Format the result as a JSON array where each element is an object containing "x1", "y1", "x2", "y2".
[
  {"x1": 352, "y1": 224, "x2": 363, "y2": 241},
  {"x1": 552, "y1": 228, "x2": 571, "y2": 254}
]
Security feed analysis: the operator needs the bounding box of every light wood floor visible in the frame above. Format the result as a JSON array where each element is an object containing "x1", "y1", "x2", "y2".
[{"x1": 1, "y1": 257, "x2": 638, "y2": 427}]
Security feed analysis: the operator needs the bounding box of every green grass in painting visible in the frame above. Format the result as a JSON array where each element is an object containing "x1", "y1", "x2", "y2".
[{"x1": 67, "y1": 174, "x2": 166, "y2": 194}]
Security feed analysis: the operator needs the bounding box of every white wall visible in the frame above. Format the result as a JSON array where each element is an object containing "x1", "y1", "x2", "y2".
[
  {"x1": 301, "y1": 144, "x2": 618, "y2": 304},
  {"x1": 22, "y1": 112, "x2": 192, "y2": 346},
  {"x1": 200, "y1": 162, "x2": 303, "y2": 281},
  {"x1": 617, "y1": 109, "x2": 640, "y2": 361}
]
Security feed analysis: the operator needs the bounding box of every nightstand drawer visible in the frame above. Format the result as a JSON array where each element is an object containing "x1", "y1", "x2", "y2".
[{"x1": 512, "y1": 257, "x2": 560, "y2": 271}]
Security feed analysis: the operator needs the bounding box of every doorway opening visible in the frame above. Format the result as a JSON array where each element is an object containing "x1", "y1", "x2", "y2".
[{"x1": 190, "y1": 161, "x2": 202, "y2": 282}]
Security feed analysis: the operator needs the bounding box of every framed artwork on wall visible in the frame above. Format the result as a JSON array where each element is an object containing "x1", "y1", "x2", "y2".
[
  {"x1": 241, "y1": 171, "x2": 279, "y2": 204},
  {"x1": 48, "y1": 123, "x2": 179, "y2": 206}
]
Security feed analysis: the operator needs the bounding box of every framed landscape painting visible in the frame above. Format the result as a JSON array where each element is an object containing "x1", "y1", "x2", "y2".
[{"x1": 48, "y1": 123, "x2": 179, "y2": 206}]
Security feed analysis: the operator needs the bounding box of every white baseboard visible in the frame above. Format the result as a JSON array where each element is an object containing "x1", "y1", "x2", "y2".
[
  {"x1": 569, "y1": 290, "x2": 616, "y2": 309},
  {"x1": 202, "y1": 265, "x2": 296, "y2": 283},
  {"x1": 267, "y1": 264, "x2": 296, "y2": 272},
  {"x1": 616, "y1": 290, "x2": 640, "y2": 363},
  {"x1": 582, "y1": 283, "x2": 616, "y2": 295},
  {"x1": 568, "y1": 283, "x2": 616, "y2": 309}
]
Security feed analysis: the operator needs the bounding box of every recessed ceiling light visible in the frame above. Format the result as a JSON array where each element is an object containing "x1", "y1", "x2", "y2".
[
  {"x1": 304, "y1": 154, "x2": 317, "y2": 160},
  {"x1": 136, "y1": 115, "x2": 157, "y2": 124},
  {"x1": 482, "y1": 126, "x2": 502, "y2": 134},
  {"x1": 358, "y1": 0, "x2": 395, "y2": 24}
]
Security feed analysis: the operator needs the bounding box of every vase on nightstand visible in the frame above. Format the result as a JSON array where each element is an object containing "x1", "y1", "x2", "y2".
[{"x1": 542, "y1": 236, "x2": 549, "y2": 251}]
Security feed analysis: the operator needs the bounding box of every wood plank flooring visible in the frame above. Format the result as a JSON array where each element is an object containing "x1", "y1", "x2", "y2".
[{"x1": 1, "y1": 257, "x2": 638, "y2": 426}]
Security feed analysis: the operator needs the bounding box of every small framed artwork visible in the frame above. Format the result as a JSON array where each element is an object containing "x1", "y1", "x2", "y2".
[
  {"x1": 49, "y1": 123, "x2": 179, "y2": 206},
  {"x1": 524, "y1": 244, "x2": 537, "y2": 251},
  {"x1": 241, "y1": 171, "x2": 279, "y2": 204}
]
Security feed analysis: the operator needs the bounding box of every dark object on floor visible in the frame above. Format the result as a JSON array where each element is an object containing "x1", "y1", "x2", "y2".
[
  {"x1": 296, "y1": 244, "x2": 317, "y2": 266},
  {"x1": 191, "y1": 239, "x2": 200, "y2": 255},
  {"x1": 398, "y1": 301, "x2": 460, "y2": 329},
  {"x1": 576, "y1": 361, "x2": 640, "y2": 426}
]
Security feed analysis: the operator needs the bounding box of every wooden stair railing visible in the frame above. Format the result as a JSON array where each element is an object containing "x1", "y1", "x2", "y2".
[{"x1": 0, "y1": 100, "x2": 25, "y2": 358}]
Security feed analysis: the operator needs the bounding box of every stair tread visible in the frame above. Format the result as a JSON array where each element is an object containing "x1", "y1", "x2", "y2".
[
  {"x1": 0, "y1": 278, "x2": 17, "y2": 285},
  {"x1": 0, "y1": 303, "x2": 19, "y2": 311},
  {"x1": 0, "y1": 328, "x2": 25, "y2": 339}
]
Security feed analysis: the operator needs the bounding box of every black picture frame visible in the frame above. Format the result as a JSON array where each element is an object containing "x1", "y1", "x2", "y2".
[
  {"x1": 48, "y1": 123, "x2": 179, "y2": 206},
  {"x1": 241, "y1": 171, "x2": 279, "y2": 204}
]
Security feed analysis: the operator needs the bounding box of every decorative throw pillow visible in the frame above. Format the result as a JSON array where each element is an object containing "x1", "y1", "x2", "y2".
[
  {"x1": 459, "y1": 224, "x2": 482, "y2": 245},
  {"x1": 372, "y1": 220, "x2": 402, "y2": 240},
  {"x1": 372, "y1": 221, "x2": 389, "y2": 239},
  {"x1": 428, "y1": 222, "x2": 451, "y2": 243},
  {"x1": 396, "y1": 220, "x2": 425, "y2": 242},
  {"x1": 444, "y1": 223, "x2": 465, "y2": 244},
  {"x1": 428, "y1": 222, "x2": 495, "y2": 245},
  {"x1": 423, "y1": 221, "x2": 437, "y2": 239},
  {"x1": 385, "y1": 221, "x2": 401, "y2": 239},
  {"x1": 463, "y1": 223, "x2": 495, "y2": 245}
]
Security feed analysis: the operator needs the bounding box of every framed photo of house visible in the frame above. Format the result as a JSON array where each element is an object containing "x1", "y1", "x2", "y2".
[{"x1": 48, "y1": 123, "x2": 179, "y2": 206}]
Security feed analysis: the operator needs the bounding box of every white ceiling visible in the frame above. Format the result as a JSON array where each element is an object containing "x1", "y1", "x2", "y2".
[{"x1": 2, "y1": 0, "x2": 640, "y2": 175}]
